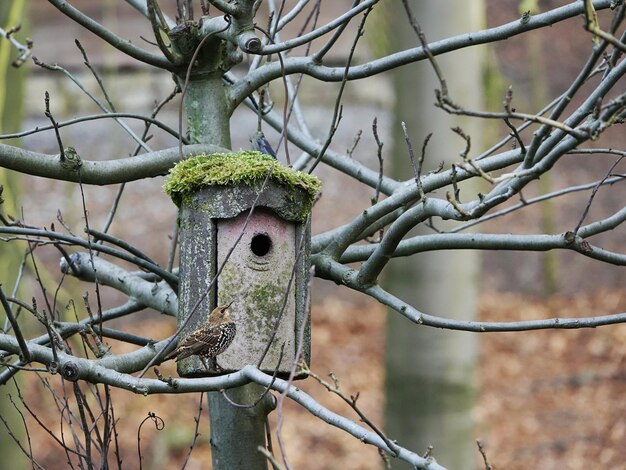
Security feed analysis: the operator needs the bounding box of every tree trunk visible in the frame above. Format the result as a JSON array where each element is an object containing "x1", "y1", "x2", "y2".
[
  {"x1": 178, "y1": 73, "x2": 271, "y2": 470},
  {"x1": 208, "y1": 384, "x2": 273, "y2": 469},
  {"x1": 383, "y1": 2, "x2": 485, "y2": 468}
]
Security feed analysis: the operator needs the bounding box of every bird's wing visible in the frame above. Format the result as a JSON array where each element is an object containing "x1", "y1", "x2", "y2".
[
  {"x1": 190, "y1": 326, "x2": 222, "y2": 349},
  {"x1": 174, "y1": 325, "x2": 221, "y2": 359}
]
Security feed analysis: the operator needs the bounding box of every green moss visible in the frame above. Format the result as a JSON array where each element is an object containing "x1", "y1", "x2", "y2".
[{"x1": 164, "y1": 151, "x2": 322, "y2": 208}]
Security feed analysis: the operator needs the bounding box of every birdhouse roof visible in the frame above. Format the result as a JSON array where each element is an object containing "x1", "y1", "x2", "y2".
[{"x1": 164, "y1": 151, "x2": 322, "y2": 221}]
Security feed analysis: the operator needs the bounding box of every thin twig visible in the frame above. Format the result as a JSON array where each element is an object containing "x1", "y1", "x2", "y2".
[
  {"x1": 503, "y1": 86, "x2": 527, "y2": 154},
  {"x1": 14, "y1": 382, "x2": 87, "y2": 462},
  {"x1": 401, "y1": 0, "x2": 448, "y2": 96},
  {"x1": 74, "y1": 39, "x2": 117, "y2": 113},
  {"x1": 0, "y1": 24, "x2": 33, "y2": 67},
  {"x1": 166, "y1": 221, "x2": 179, "y2": 272},
  {"x1": 180, "y1": 393, "x2": 204, "y2": 470},
  {"x1": 308, "y1": 5, "x2": 373, "y2": 173},
  {"x1": 258, "y1": 446, "x2": 287, "y2": 470},
  {"x1": 0, "y1": 412, "x2": 45, "y2": 470},
  {"x1": 221, "y1": 343, "x2": 284, "y2": 409},
  {"x1": 304, "y1": 365, "x2": 400, "y2": 457},
  {"x1": 400, "y1": 121, "x2": 425, "y2": 200},
  {"x1": 32, "y1": 57, "x2": 153, "y2": 153},
  {"x1": 87, "y1": 228, "x2": 157, "y2": 265},
  {"x1": 252, "y1": 23, "x2": 292, "y2": 164},
  {"x1": 274, "y1": 266, "x2": 314, "y2": 470},
  {"x1": 573, "y1": 155, "x2": 624, "y2": 234},
  {"x1": 7, "y1": 391, "x2": 36, "y2": 470},
  {"x1": 137, "y1": 412, "x2": 165, "y2": 470},
  {"x1": 0, "y1": 285, "x2": 30, "y2": 362},
  {"x1": 583, "y1": 0, "x2": 626, "y2": 53},
  {"x1": 72, "y1": 383, "x2": 94, "y2": 470},
  {"x1": 76, "y1": 173, "x2": 105, "y2": 338},
  {"x1": 44, "y1": 91, "x2": 65, "y2": 161},
  {"x1": 371, "y1": 118, "x2": 384, "y2": 205},
  {"x1": 476, "y1": 439, "x2": 492, "y2": 470},
  {"x1": 147, "y1": 0, "x2": 180, "y2": 64},
  {"x1": 101, "y1": 86, "x2": 181, "y2": 236},
  {"x1": 0, "y1": 112, "x2": 184, "y2": 142}
]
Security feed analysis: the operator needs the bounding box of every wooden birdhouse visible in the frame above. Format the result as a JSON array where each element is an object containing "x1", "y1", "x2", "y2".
[{"x1": 164, "y1": 152, "x2": 321, "y2": 378}]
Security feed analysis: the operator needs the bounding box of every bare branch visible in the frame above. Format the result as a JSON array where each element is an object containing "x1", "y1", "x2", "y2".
[
  {"x1": 0, "y1": 143, "x2": 225, "y2": 185},
  {"x1": 47, "y1": 0, "x2": 174, "y2": 70},
  {"x1": 259, "y1": 0, "x2": 379, "y2": 55},
  {"x1": 0, "y1": 23, "x2": 32, "y2": 67},
  {"x1": 59, "y1": 252, "x2": 178, "y2": 316},
  {"x1": 0, "y1": 226, "x2": 177, "y2": 287},
  {"x1": 0, "y1": 112, "x2": 184, "y2": 143},
  {"x1": 313, "y1": 255, "x2": 626, "y2": 332},
  {"x1": 583, "y1": 0, "x2": 626, "y2": 52},
  {"x1": 230, "y1": 0, "x2": 616, "y2": 104}
]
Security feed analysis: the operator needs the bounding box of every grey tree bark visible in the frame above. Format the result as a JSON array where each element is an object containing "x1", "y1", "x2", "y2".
[{"x1": 384, "y1": 2, "x2": 485, "y2": 468}]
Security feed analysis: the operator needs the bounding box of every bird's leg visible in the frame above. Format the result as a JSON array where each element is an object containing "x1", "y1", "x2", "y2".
[
  {"x1": 200, "y1": 356, "x2": 212, "y2": 373},
  {"x1": 212, "y1": 357, "x2": 224, "y2": 373},
  {"x1": 200, "y1": 356, "x2": 224, "y2": 373}
]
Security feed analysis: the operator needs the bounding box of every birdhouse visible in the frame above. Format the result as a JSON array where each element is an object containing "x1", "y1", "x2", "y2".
[{"x1": 164, "y1": 152, "x2": 321, "y2": 378}]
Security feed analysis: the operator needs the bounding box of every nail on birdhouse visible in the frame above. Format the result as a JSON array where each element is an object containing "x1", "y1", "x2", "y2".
[{"x1": 164, "y1": 152, "x2": 321, "y2": 377}]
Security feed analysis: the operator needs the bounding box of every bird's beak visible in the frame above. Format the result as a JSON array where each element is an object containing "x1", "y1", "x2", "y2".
[{"x1": 224, "y1": 300, "x2": 235, "y2": 310}]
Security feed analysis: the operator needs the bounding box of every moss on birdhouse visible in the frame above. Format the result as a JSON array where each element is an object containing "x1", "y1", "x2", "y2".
[{"x1": 164, "y1": 152, "x2": 322, "y2": 211}]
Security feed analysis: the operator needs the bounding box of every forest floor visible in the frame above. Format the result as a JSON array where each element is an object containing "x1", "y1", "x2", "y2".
[{"x1": 16, "y1": 289, "x2": 626, "y2": 470}]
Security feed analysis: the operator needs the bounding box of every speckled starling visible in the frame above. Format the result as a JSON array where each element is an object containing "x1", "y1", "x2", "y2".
[{"x1": 166, "y1": 301, "x2": 236, "y2": 370}]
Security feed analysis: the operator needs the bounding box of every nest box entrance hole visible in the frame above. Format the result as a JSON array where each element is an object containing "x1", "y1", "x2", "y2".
[{"x1": 250, "y1": 232, "x2": 272, "y2": 257}]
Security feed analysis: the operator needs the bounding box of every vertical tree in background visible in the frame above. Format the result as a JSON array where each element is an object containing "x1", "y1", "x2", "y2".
[
  {"x1": 384, "y1": 2, "x2": 484, "y2": 468},
  {"x1": 0, "y1": 1, "x2": 27, "y2": 467}
]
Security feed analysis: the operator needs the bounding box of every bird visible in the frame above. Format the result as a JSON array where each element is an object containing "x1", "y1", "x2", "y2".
[
  {"x1": 250, "y1": 131, "x2": 277, "y2": 158},
  {"x1": 166, "y1": 300, "x2": 236, "y2": 372}
]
